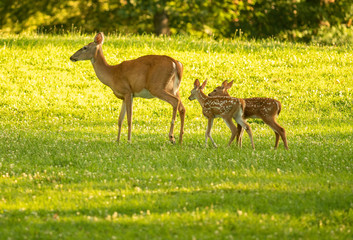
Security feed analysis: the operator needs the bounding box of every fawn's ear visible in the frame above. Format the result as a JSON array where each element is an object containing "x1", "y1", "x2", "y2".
[
  {"x1": 221, "y1": 80, "x2": 228, "y2": 88},
  {"x1": 194, "y1": 79, "x2": 200, "y2": 88},
  {"x1": 200, "y1": 79, "x2": 207, "y2": 90},
  {"x1": 94, "y1": 32, "x2": 104, "y2": 45},
  {"x1": 225, "y1": 80, "x2": 234, "y2": 89}
]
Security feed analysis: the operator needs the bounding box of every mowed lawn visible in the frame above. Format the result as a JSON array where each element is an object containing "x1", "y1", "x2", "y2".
[{"x1": 0, "y1": 33, "x2": 352, "y2": 239}]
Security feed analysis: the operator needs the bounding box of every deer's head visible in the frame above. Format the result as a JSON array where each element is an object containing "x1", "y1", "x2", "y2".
[
  {"x1": 208, "y1": 80, "x2": 233, "y2": 97},
  {"x1": 188, "y1": 79, "x2": 207, "y2": 101},
  {"x1": 70, "y1": 32, "x2": 104, "y2": 63}
]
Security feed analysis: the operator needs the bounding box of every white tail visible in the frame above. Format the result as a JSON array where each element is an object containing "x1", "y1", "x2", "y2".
[
  {"x1": 70, "y1": 32, "x2": 185, "y2": 144},
  {"x1": 188, "y1": 79, "x2": 255, "y2": 149},
  {"x1": 208, "y1": 80, "x2": 288, "y2": 150}
]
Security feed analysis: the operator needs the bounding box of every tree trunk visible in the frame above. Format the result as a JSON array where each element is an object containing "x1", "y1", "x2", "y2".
[{"x1": 154, "y1": 11, "x2": 170, "y2": 36}]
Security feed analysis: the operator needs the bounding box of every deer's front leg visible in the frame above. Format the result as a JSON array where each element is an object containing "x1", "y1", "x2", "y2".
[
  {"x1": 124, "y1": 93, "x2": 133, "y2": 143},
  {"x1": 235, "y1": 114, "x2": 255, "y2": 150},
  {"x1": 117, "y1": 101, "x2": 126, "y2": 143},
  {"x1": 205, "y1": 117, "x2": 217, "y2": 148}
]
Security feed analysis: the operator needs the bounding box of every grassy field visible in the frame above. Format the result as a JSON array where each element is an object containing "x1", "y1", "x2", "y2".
[{"x1": 0, "y1": 33, "x2": 352, "y2": 239}]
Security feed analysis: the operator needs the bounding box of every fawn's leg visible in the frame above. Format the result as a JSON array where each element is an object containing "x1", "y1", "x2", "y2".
[
  {"x1": 274, "y1": 132, "x2": 280, "y2": 149},
  {"x1": 235, "y1": 113, "x2": 255, "y2": 150},
  {"x1": 263, "y1": 118, "x2": 289, "y2": 150},
  {"x1": 236, "y1": 123, "x2": 244, "y2": 148},
  {"x1": 223, "y1": 117, "x2": 238, "y2": 147},
  {"x1": 205, "y1": 118, "x2": 217, "y2": 148}
]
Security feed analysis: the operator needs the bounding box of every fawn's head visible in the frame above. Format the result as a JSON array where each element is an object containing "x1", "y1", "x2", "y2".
[
  {"x1": 188, "y1": 79, "x2": 207, "y2": 101},
  {"x1": 208, "y1": 80, "x2": 233, "y2": 97},
  {"x1": 70, "y1": 32, "x2": 104, "y2": 63}
]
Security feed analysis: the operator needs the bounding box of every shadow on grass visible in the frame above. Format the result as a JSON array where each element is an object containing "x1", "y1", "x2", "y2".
[
  {"x1": 2, "y1": 170, "x2": 352, "y2": 216},
  {"x1": 1, "y1": 183, "x2": 352, "y2": 239}
]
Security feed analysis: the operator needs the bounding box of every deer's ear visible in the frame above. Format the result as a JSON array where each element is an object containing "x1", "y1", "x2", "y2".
[
  {"x1": 225, "y1": 80, "x2": 234, "y2": 89},
  {"x1": 221, "y1": 80, "x2": 228, "y2": 87},
  {"x1": 200, "y1": 79, "x2": 207, "y2": 90},
  {"x1": 94, "y1": 32, "x2": 104, "y2": 45},
  {"x1": 194, "y1": 79, "x2": 200, "y2": 88}
]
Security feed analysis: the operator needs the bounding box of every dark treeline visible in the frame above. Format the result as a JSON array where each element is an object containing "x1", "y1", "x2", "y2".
[{"x1": 1, "y1": 0, "x2": 353, "y2": 43}]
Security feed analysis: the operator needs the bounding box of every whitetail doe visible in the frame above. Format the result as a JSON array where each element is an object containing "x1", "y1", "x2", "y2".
[
  {"x1": 208, "y1": 80, "x2": 288, "y2": 150},
  {"x1": 188, "y1": 79, "x2": 255, "y2": 149},
  {"x1": 70, "y1": 32, "x2": 185, "y2": 144}
]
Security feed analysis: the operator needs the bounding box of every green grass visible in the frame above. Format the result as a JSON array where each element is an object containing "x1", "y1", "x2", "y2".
[{"x1": 0, "y1": 33, "x2": 352, "y2": 239}]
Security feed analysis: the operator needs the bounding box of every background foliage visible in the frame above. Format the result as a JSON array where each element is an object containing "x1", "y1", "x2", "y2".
[{"x1": 1, "y1": 0, "x2": 353, "y2": 43}]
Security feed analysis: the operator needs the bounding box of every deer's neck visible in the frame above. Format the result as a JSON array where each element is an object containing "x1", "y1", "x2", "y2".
[
  {"x1": 91, "y1": 46, "x2": 114, "y2": 87},
  {"x1": 197, "y1": 91, "x2": 208, "y2": 108}
]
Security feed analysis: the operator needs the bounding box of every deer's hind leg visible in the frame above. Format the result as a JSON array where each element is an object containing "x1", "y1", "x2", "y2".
[
  {"x1": 235, "y1": 123, "x2": 244, "y2": 148},
  {"x1": 223, "y1": 117, "x2": 238, "y2": 147},
  {"x1": 176, "y1": 91, "x2": 185, "y2": 145},
  {"x1": 263, "y1": 117, "x2": 288, "y2": 150},
  {"x1": 151, "y1": 90, "x2": 180, "y2": 144},
  {"x1": 275, "y1": 132, "x2": 280, "y2": 149}
]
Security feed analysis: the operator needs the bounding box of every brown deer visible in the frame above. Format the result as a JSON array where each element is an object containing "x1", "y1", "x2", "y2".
[
  {"x1": 188, "y1": 79, "x2": 255, "y2": 149},
  {"x1": 208, "y1": 80, "x2": 288, "y2": 150},
  {"x1": 70, "y1": 32, "x2": 185, "y2": 144}
]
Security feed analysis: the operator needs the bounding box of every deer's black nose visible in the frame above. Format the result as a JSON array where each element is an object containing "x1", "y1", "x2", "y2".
[{"x1": 70, "y1": 56, "x2": 77, "y2": 62}]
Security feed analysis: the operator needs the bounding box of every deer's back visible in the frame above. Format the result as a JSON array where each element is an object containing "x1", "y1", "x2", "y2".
[
  {"x1": 203, "y1": 96, "x2": 242, "y2": 117},
  {"x1": 243, "y1": 97, "x2": 281, "y2": 119},
  {"x1": 117, "y1": 55, "x2": 183, "y2": 94}
]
